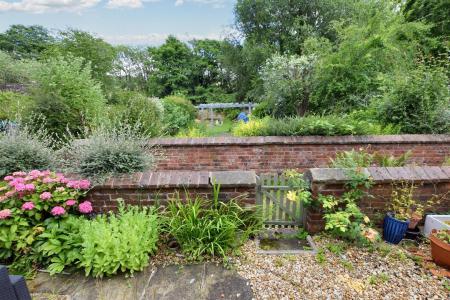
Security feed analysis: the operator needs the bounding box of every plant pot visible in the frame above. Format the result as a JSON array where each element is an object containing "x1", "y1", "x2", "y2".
[
  {"x1": 429, "y1": 230, "x2": 450, "y2": 268},
  {"x1": 404, "y1": 227, "x2": 421, "y2": 240},
  {"x1": 383, "y1": 212, "x2": 409, "y2": 244}
]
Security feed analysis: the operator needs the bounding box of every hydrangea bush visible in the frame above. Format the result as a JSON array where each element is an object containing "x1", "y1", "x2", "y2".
[{"x1": 0, "y1": 170, "x2": 92, "y2": 260}]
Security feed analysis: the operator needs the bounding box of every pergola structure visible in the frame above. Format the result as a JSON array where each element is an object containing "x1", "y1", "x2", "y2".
[{"x1": 196, "y1": 103, "x2": 256, "y2": 124}]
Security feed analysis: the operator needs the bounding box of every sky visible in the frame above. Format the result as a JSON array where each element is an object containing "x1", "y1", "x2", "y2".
[{"x1": 0, "y1": 0, "x2": 237, "y2": 45}]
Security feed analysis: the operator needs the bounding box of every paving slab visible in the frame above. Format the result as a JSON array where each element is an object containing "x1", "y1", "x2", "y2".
[{"x1": 28, "y1": 263, "x2": 252, "y2": 300}]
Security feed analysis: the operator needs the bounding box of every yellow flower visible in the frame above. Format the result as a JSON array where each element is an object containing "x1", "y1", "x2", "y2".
[
  {"x1": 286, "y1": 190, "x2": 297, "y2": 202},
  {"x1": 363, "y1": 216, "x2": 370, "y2": 223}
]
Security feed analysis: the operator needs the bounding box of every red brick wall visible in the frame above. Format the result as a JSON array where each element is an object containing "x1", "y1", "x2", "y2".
[
  {"x1": 150, "y1": 135, "x2": 450, "y2": 173},
  {"x1": 304, "y1": 167, "x2": 450, "y2": 233}
]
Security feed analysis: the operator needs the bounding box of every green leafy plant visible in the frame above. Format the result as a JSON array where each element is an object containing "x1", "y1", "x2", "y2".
[
  {"x1": 165, "y1": 185, "x2": 262, "y2": 260},
  {"x1": 368, "y1": 273, "x2": 389, "y2": 285},
  {"x1": 162, "y1": 95, "x2": 197, "y2": 135},
  {"x1": 330, "y1": 149, "x2": 411, "y2": 168},
  {"x1": 319, "y1": 169, "x2": 378, "y2": 243},
  {"x1": 284, "y1": 170, "x2": 312, "y2": 206},
  {"x1": 389, "y1": 182, "x2": 438, "y2": 221},
  {"x1": 434, "y1": 230, "x2": 450, "y2": 244},
  {"x1": 77, "y1": 203, "x2": 159, "y2": 277}
]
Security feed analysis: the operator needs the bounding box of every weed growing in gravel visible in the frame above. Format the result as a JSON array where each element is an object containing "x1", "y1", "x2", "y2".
[
  {"x1": 340, "y1": 260, "x2": 355, "y2": 271},
  {"x1": 325, "y1": 242, "x2": 347, "y2": 256},
  {"x1": 274, "y1": 257, "x2": 285, "y2": 267},
  {"x1": 315, "y1": 248, "x2": 327, "y2": 265},
  {"x1": 368, "y1": 273, "x2": 389, "y2": 285},
  {"x1": 443, "y1": 279, "x2": 450, "y2": 292}
]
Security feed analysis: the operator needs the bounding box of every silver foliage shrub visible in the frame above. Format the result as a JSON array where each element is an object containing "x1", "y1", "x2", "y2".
[
  {"x1": 0, "y1": 126, "x2": 55, "y2": 177},
  {"x1": 58, "y1": 122, "x2": 157, "y2": 181}
]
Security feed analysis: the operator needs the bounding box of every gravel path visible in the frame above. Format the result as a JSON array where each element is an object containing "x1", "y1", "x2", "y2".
[{"x1": 234, "y1": 236, "x2": 449, "y2": 300}]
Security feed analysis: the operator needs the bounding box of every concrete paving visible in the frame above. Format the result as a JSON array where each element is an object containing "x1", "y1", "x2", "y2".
[{"x1": 29, "y1": 263, "x2": 253, "y2": 300}]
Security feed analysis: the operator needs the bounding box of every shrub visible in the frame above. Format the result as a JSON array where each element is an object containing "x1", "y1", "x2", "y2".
[
  {"x1": 232, "y1": 115, "x2": 394, "y2": 137},
  {"x1": 58, "y1": 124, "x2": 156, "y2": 181},
  {"x1": 108, "y1": 91, "x2": 164, "y2": 137},
  {"x1": 165, "y1": 186, "x2": 262, "y2": 260},
  {"x1": 37, "y1": 202, "x2": 159, "y2": 277},
  {"x1": 330, "y1": 149, "x2": 411, "y2": 168},
  {"x1": 0, "y1": 170, "x2": 90, "y2": 260},
  {"x1": 377, "y1": 62, "x2": 450, "y2": 133},
  {"x1": 29, "y1": 55, "x2": 106, "y2": 137},
  {"x1": 77, "y1": 203, "x2": 158, "y2": 277},
  {"x1": 260, "y1": 54, "x2": 316, "y2": 117},
  {"x1": 0, "y1": 91, "x2": 32, "y2": 121},
  {"x1": 162, "y1": 95, "x2": 197, "y2": 135},
  {"x1": 0, "y1": 127, "x2": 55, "y2": 177}
]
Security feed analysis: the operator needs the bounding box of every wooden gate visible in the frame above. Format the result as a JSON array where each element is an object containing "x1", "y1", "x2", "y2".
[{"x1": 256, "y1": 173, "x2": 304, "y2": 228}]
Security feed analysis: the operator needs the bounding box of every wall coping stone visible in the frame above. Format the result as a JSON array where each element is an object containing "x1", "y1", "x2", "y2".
[
  {"x1": 210, "y1": 171, "x2": 257, "y2": 187},
  {"x1": 306, "y1": 166, "x2": 450, "y2": 184},
  {"x1": 149, "y1": 134, "x2": 450, "y2": 147},
  {"x1": 92, "y1": 170, "x2": 256, "y2": 190}
]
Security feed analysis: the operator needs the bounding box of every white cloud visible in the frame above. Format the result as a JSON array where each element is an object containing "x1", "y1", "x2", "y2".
[
  {"x1": 106, "y1": 0, "x2": 159, "y2": 9},
  {"x1": 102, "y1": 32, "x2": 223, "y2": 45},
  {"x1": 0, "y1": 0, "x2": 101, "y2": 13},
  {"x1": 174, "y1": 0, "x2": 227, "y2": 8}
]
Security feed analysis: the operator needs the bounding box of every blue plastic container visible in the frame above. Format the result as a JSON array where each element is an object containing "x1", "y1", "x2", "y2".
[{"x1": 383, "y1": 213, "x2": 409, "y2": 244}]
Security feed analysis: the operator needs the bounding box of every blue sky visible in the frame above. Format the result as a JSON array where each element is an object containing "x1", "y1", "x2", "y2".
[{"x1": 0, "y1": 0, "x2": 236, "y2": 45}]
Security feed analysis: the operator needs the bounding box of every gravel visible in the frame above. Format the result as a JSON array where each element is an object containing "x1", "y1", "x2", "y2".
[{"x1": 234, "y1": 236, "x2": 450, "y2": 300}]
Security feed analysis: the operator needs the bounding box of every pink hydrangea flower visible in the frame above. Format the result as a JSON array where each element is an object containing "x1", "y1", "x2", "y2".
[
  {"x1": 28, "y1": 170, "x2": 42, "y2": 177},
  {"x1": 42, "y1": 177, "x2": 54, "y2": 184},
  {"x1": 0, "y1": 196, "x2": 6, "y2": 202},
  {"x1": 65, "y1": 199, "x2": 76, "y2": 206},
  {"x1": 14, "y1": 183, "x2": 26, "y2": 192},
  {"x1": 51, "y1": 206, "x2": 65, "y2": 216},
  {"x1": 78, "y1": 201, "x2": 93, "y2": 214},
  {"x1": 8, "y1": 177, "x2": 25, "y2": 187},
  {"x1": 21, "y1": 202, "x2": 35, "y2": 211},
  {"x1": 12, "y1": 171, "x2": 26, "y2": 177},
  {"x1": 5, "y1": 191, "x2": 15, "y2": 198},
  {"x1": 41, "y1": 170, "x2": 51, "y2": 176},
  {"x1": 40, "y1": 192, "x2": 52, "y2": 200},
  {"x1": 0, "y1": 209, "x2": 11, "y2": 219},
  {"x1": 4, "y1": 175, "x2": 14, "y2": 181},
  {"x1": 25, "y1": 184, "x2": 35, "y2": 192},
  {"x1": 79, "y1": 180, "x2": 91, "y2": 190}
]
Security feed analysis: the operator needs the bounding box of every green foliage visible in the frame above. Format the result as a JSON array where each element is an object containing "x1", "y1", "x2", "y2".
[
  {"x1": 37, "y1": 216, "x2": 83, "y2": 275},
  {"x1": 0, "y1": 91, "x2": 31, "y2": 121},
  {"x1": 108, "y1": 91, "x2": 163, "y2": 137},
  {"x1": 311, "y1": 9, "x2": 433, "y2": 113},
  {"x1": 233, "y1": 115, "x2": 394, "y2": 137},
  {"x1": 78, "y1": 203, "x2": 159, "y2": 277},
  {"x1": 165, "y1": 186, "x2": 262, "y2": 260},
  {"x1": 162, "y1": 95, "x2": 197, "y2": 135},
  {"x1": 368, "y1": 273, "x2": 390, "y2": 285},
  {"x1": 58, "y1": 124, "x2": 156, "y2": 181},
  {"x1": 0, "y1": 50, "x2": 40, "y2": 85},
  {"x1": 260, "y1": 54, "x2": 316, "y2": 117},
  {"x1": 435, "y1": 230, "x2": 450, "y2": 244},
  {"x1": 0, "y1": 127, "x2": 54, "y2": 177},
  {"x1": 377, "y1": 62, "x2": 449, "y2": 134},
  {"x1": 0, "y1": 25, "x2": 54, "y2": 60},
  {"x1": 177, "y1": 119, "x2": 234, "y2": 138},
  {"x1": 45, "y1": 29, "x2": 116, "y2": 91},
  {"x1": 319, "y1": 169, "x2": 376, "y2": 243},
  {"x1": 330, "y1": 149, "x2": 411, "y2": 168},
  {"x1": 283, "y1": 170, "x2": 313, "y2": 206},
  {"x1": 30, "y1": 55, "x2": 106, "y2": 137}
]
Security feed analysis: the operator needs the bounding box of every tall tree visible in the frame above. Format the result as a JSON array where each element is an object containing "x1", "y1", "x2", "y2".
[
  {"x1": 0, "y1": 25, "x2": 54, "y2": 59},
  {"x1": 46, "y1": 29, "x2": 116, "y2": 90},
  {"x1": 147, "y1": 36, "x2": 195, "y2": 97},
  {"x1": 234, "y1": 0, "x2": 362, "y2": 54}
]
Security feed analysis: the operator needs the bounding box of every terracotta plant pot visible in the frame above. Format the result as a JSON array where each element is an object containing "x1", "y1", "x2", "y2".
[{"x1": 429, "y1": 229, "x2": 450, "y2": 268}]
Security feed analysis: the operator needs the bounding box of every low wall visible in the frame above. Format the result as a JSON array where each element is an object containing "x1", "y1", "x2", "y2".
[
  {"x1": 150, "y1": 135, "x2": 450, "y2": 173},
  {"x1": 304, "y1": 166, "x2": 450, "y2": 233},
  {"x1": 87, "y1": 171, "x2": 257, "y2": 212}
]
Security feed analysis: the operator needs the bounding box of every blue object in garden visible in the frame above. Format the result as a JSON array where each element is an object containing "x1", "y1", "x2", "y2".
[
  {"x1": 0, "y1": 265, "x2": 32, "y2": 300},
  {"x1": 237, "y1": 112, "x2": 249, "y2": 123},
  {"x1": 383, "y1": 212, "x2": 409, "y2": 244}
]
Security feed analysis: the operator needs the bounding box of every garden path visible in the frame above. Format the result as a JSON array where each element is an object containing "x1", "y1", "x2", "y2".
[{"x1": 29, "y1": 263, "x2": 252, "y2": 300}]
